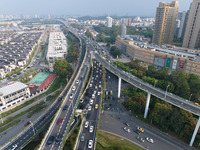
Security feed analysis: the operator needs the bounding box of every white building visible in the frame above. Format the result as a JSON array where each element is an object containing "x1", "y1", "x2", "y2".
[
  {"x1": 0, "y1": 82, "x2": 30, "y2": 112},
  {"x1": 46, "y1": 32, "x2": 67, "y2": 72},
  {"x1": 106, "y1": 16, "x2": 113, "y2": 27},
  {"x1": 121, "y1": 25, "x2": 127, "y2": 37}
]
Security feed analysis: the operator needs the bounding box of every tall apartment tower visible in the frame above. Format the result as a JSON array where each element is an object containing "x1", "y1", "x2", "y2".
[
  {"x1": 152, "y1": 1, "x2": 179, "y2": 45},
  {"x1": 178, "y1": 11, "x2": 188, "y2": 39},
  {"x1": 106, "y1": 16, "x2": 113, "y2": 28},
  {"x1": 183, "y1": 0, "x2": 200, "y2": 49},
  {"x1": 121, "y1": 25, "x2": 127, "y2": 37}
]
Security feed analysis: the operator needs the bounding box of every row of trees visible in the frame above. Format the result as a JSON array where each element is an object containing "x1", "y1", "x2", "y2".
[
  {"x1": 66, "y1": 33, "x2": 79, "y2": 63},
  {"x1": 115, "y1": 60, "x2": 200, "y2": 102},
  {"x1": 122, "y1": 88, "x2": 200, "y2": 146}
]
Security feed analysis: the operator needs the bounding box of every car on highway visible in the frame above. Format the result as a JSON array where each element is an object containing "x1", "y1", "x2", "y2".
[
  {"x1": 57, "y1": 118, "x2": 63, "y2": 125},
  {"x1": 97, "y1": 91, "x2": 100, "y2": 95},
  {"x1": 9, "y1": 144, "x2": 17, "y2": 150},
  {"x1": 99, "y1": 84, "x2": 101, "y2": 88},
  {"x1": 93, "y1": 90, "x2": 97, "y2": 95},
  {"x1": 95, "y1": 104, "x2": 98, "y2": 109},
  {"x1": 89, "y1": 125, "x2": 94, "y2": 133},
  {"x1": 90, "y1": 99, "x2": 94, "y2": 105},
  {"x1": 88, "y1": 105, "x2": 92, "y2": 111},
  {"x1": 136, "y1": 136, "x2": 145, "y2": 143},
  {"x1": 88, "y1": 140, "x2": 93, "y2": 149},
  {"x1": 72, "y1": 86, "x2": 76, "y2": 91},
  {"x1": 76, "y1": 80, "x2": 79, "y2": 84},
  {"x1": 55, "y1": 134, "x2": 60, "y2": 144},
  {"x1": 80, "y1": 99, "x2": 84, "y2": 103},
  {"x1": 70, "y1": 93, "x2": 74, "y2": 99},
  {"x1": 47, "y1": 136, "x2": 54, "y2": 146},
  {"x1": 85, "y1": 121, "x2": 89, "y2": 128},
  {"x1": 137, "y1": 127, "x2": 144, "y2": 132},
  {"x1": 80, "y1": 133, "x2": 86, "y2": 141},
  {"x1": 146, "y1": 137, "x2": 154, "y2": 143},
  {"x1": 63, "y1": 105, "x2": 67, "y2": 111},
  {"x1": 92, "y1": 94, "x2": 95, "y2": 99},
  {"x1": 123, "y1": 127, "x2": 130, "y2": 133},
  {"x1": 24, "y1": 121, "x2": 31, "y2": 127}
]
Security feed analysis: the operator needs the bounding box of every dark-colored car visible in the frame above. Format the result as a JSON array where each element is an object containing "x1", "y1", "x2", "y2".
[
  {"x1": 55, "y1": 134, "x2": 60, "y2": 144},
  {"x1": 63, "y1": 105, "x2": 67, "y2": 111},
  {"x1": 47, "y1": 136, "x2": 54, "y2": 146},
  {"x1": 124, "y1": 122, "x2": 130, "y2": 127},
  {"x1": 134, "y1": 129, "x2": 141, "y2": 135},
  {"x1": 40, "y1": 116, "x2": 46, "y2": 122},
  {"x1": 58, "y1": 96, "x2": 63, "y2": 101}
]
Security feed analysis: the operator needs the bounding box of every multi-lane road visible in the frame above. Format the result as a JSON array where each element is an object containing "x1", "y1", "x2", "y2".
[{"x1": 75, "y1": 60, "x2": 103, "y2": 150}]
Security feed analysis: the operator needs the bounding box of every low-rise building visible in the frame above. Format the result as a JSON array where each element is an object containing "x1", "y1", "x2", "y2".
[
  {"x1": 116, "y1": 36, "x2": 200, "y2": 76},
  {"x1": 0, "y1": 82, "x2": 30, "y2": 112}
]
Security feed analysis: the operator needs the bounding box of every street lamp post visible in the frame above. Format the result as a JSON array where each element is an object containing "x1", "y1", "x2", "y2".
[
  {"x1": 165, "y1": 85, "x2": 170, "y2": 98},
  {"x1": 189, "y1": 94, "x2": 193, "y2": 101},
  {"x1": 30, "y1": 121, "x2": 35, "y2": 135},
  {"x1": 0, "y1": 113, "x2": 3, "y2": 123}
]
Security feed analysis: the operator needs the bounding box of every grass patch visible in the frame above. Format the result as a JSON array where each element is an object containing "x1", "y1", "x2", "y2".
[
  {"x1": 46, "y1": 91, "x2": 61, "y2": 101},
  {"x1": 45, "y1": 77, "x2": 65, "y2": 94},
  {"x1": 27, "y1": 101, "x2": 46, "y2": 118},
  {"x1": 0, "y1": 120, "x2": 20, "y2": 133},
  {"x1": 96, "y1": 131, "x2": 144, "y2": 150}
]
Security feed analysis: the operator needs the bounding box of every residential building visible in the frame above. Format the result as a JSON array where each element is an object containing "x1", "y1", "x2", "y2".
[
  {"x1": 183, "y1": 0, "x2": 200, "y2": 49},
  {"x1": 128, "y1": 18, "x2": 132, "y2": 26},
  {"x1": 178, "y1": 11, "x2": 188, "y2": 39},
  {"x1": 106, "y1": 16, "x2": 113, "y2": 28},
  {"x1": 152, "y1": 1, "x2": 179, "y2": 45},
  {"x1": 116, "y1": 36, "x2": 200, "y2": 76},
  {"x1": 121, "y1": 25, "x2": 127, "y2": 37},
  {"x1": 0, "y1": 82, "x2": 30, "y2": 112}
]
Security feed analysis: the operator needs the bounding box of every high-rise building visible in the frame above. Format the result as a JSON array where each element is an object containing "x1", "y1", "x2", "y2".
[
  {"x1": 106, "y1": 16, "x2": 112, "y2": 27},
  {"x1": 183, "y1": 0, "x2": 200, "y2": 49},
  {"x1": 152, "y1": 1, "x2": 179, "y2": 45},
  {"x1": 121, "y1": 25, "x2": 127, "y2": 37},
  {"x1": 128, "y1": 18, "x2": 132, "y2": 26},
  {"x1": 178, "y1": 11, "x2": 188, "y2": 39}
]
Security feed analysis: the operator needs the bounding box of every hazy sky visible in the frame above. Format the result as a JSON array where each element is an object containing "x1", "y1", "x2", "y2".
[{"x1": 1, "y1": 0, "x2": 192, "y2": 17}]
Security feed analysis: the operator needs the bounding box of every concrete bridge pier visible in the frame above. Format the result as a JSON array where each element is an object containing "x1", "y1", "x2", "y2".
[
  {"x1": 118, "y1": 77, "x2": 121, "y2": 98},
  {"x1": 190, "y1": 116, "x2": 200, "y2": 146},
  {"x1": 144, "y1": 92, "x2": 151, "y2": 119}
]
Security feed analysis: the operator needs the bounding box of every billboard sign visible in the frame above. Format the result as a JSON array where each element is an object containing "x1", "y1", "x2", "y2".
[
  {"x1": 172, "y1": 60, "x2": 177, "y2": 69},
  {"x1": 179, "y1": 60, "x2": 185, "y2": 69},
  {"x1": 166, "y1": 58, "x2": 171, "y2": 67},
  {"x1": 154, "y1": 56, "x2": 165, "y2": 67}
]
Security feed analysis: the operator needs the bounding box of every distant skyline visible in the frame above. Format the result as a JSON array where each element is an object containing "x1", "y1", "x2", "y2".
[{"x1": 1, "y1": 0, "x2": 192, "y2": 17}]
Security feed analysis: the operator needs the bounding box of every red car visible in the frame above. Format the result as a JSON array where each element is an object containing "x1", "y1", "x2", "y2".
[
  {"x1": 24, "y1": 121, "x2": 31, "y2": 127},
  {"x1": 57, "y1": 118, "x2": 63, "y2": 125}
]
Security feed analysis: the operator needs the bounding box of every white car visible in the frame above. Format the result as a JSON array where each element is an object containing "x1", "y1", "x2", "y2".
[
  {"x1": 85, "y1": 121, "x2": 89, "y2": 128},
  {"x1": 76, "y1": 80, "x2": 79, "y2": 84},
  {"x1": 92, "y1": 94, "x2": 95, "y2": 99},
  {"x1": 70, "y1": 93, "x2": 74, "y2": 99},
  {"x1": 88, "y1": 105, "x2": 92, "y2": 111},
  {"x1": 123, "y1": 127, "x2": 130, "y2": 133},
  {"x1": 93, "y1": 90, "x2": 97, "y2": 95},
  {"x1": 146, "y1": 137, "x2": 154, "y2": 143},
  {"x1": 89, "y1": 84, "x2": 92, "y2": 87},
  {"x1": 90, "y1": 99, "x2": 94, "y2": 105},
  {"x1": 88, "y1": 140, "x2": 93, "y2": 148},
  {"x1": 72, "y1": 86, "x2": 76, "y2": 91},
  {"x1": 89, "y1": 125, "x2": 94, "y2": 133},
  {"x1": 80, "y1": 99, "x2": 84, "y2": 103},
  {"x1": 97, "y1": 92, "x2": 100, "y2": 95}
]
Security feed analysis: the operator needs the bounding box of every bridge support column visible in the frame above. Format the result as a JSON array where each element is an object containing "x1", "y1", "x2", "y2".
[
  {"x1": 190, "y1": 116, "x2": 200, "y2": 146},
  {"x1": 144, "y1": 92, "x2": 151, "y2": 119},
  {"x1": 118, "y1": 77, "x2": 121, "y2": 98}
]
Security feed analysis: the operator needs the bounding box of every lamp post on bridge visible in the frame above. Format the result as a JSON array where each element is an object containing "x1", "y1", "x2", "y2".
[{"x1": 165, "y1": 85, "x2": 170, "y2": 98}]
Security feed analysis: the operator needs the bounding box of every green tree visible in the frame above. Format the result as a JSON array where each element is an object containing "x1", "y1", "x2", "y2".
[
  {"x1": 53, "y1": 60, "x2": 72, "y2": 78},
  {"x1": 110, "y1": 46, "x2": 122, "y2": 58},
  {"x1": 170, "y1": 70, "x2": 190, "y2": 98},
  {"x1": 85, "y1": 30, "x2": 93, "y2": 38},
  {"x1": 188, "y1": 74, "x2": 200, "y2": 101}
]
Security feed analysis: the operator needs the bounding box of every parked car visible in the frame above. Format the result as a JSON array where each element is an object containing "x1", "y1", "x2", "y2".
[
  {"x1": 123, "y1": 127, "x2": 130, "y2": 133},
  {"x1": 146, "y1": 137, "x2": 154, "y2": 143}
]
